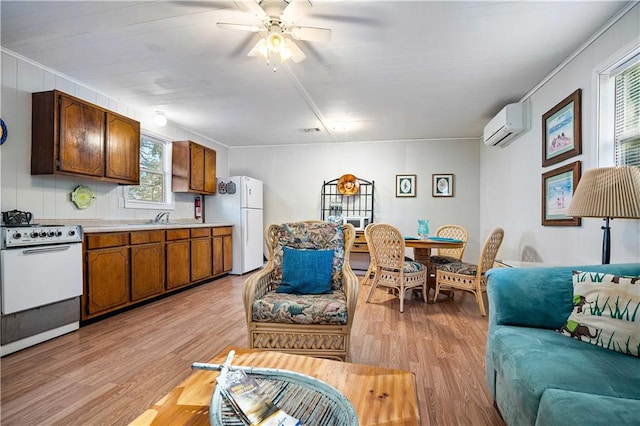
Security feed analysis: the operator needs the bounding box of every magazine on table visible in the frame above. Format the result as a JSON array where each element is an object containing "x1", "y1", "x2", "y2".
[{"x1": 217, "y1": 368, "x2": 300, "y2": 426}]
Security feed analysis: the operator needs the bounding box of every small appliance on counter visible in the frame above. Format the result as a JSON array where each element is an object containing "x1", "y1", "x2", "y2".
[
  {"x1": 0, "y1": 221, "x2": 83, "y2": 356},
  {"x1": 342, "y1": 216, "x2": 370, "y2": 231},
  {"x1": 205, "y1": 176, "x2": 264, "y2": 275},
  {"x1": 2, "y1": 209, "x2": 33, "y2": 226}
]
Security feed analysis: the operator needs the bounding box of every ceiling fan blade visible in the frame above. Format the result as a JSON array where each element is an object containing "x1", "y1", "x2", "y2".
[
  {"x1": 309, "y1": 14, "x2": 382, "y2": 26},
  {"x1": 281, "y1": 0, "x2": 312, "y2": 23},
  {"x1": 168, "y1": 1, "x2": 237, "y2": 11},
  {"x1": 286, "y1": 39, "x2": 306, "y2": 63},
  {"x1": 290, "y1": 26, "x2": 331, "y2": 43},
  {"x1": 230, "y1": 33, "x2": 260, "y2": 58},
  {"x1": 247, "y1": 39, "x2": 267, "y2": 58},
  {"x1": 217, "y1": 22, "x2": 262, "y2": 32},
  {"x1": 234, "y1": 0, "x2": 268, "y2": 20}
]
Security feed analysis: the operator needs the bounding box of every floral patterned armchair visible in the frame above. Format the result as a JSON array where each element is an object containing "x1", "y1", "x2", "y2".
[{"x1": 243, "y1": 221, "x2": 359, "y2": 361}]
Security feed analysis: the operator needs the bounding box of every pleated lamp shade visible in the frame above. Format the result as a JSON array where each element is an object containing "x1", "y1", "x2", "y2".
[{"x1": 567, "y1": 166, "x2": 640, "y2": 219}]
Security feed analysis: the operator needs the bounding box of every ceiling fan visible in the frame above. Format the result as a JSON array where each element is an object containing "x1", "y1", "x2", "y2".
[{"x1": 217, "y1": 0, "x2": 332, "y2": 65}]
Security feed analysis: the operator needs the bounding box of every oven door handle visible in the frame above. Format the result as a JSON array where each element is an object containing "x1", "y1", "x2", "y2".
[{"x1": 21, "y1": 245, "x2": 72, "y2": 255}]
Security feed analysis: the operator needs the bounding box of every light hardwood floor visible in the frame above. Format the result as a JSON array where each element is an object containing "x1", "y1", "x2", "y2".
[{"x1": 0, "y1": 273, "x2": 504, "y2": 426}]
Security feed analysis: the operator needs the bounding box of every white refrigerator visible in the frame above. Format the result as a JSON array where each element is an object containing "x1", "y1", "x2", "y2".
[{"x1": 205, "y1": 176, "x2": 264, "y2": 275}]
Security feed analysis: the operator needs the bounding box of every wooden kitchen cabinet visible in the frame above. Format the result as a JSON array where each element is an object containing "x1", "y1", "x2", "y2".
[
  {"x1": 190, "y1": 228, "x2": 212, "y2": 281},
  {"x1": 31, "y1": 90, "x2": 140, "y2": 184},
  {"x1": 84, "y1": 233, "x2": 130, "y2": 318},
  {"x1": 82, "y1": 226, "x2": 231, "y2": 321},
  {"x1": 166, "y1": 229, "x2": 191, "y2": 290},
  {"x1": 172, "y1": 140, "x2": 217, "y2": 194},
  {"x1": 105, "y1": 112, "x2": 140, "y2": 182},
  {"x1": 213, "y1": 226, "x2": 233, "y2": 276},
  {"x1": 130, "y1": 230, "x2": 165, "y2": 301},
  {"x1": 352, "y1": 231, "x2": 369, "y2": 253}
]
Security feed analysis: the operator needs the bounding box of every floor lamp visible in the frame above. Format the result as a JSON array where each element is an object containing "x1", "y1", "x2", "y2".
[{"x1": 567, "y1": 166, "x2": 640, "y2": 264}]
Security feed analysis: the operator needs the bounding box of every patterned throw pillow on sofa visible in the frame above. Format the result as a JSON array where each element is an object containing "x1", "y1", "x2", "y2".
[{"x1": 559, "y1": 271, "x2": 640, "y2": 357}]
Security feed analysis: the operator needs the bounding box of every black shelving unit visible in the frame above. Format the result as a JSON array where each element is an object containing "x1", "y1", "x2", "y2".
[{"x1": 321, "y1": 177, "x2": 375, "y2": 222}]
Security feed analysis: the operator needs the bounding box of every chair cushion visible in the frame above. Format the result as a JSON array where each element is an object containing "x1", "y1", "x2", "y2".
[
  {"x1": 430, "y1": 255, "x2": 460, "y2": 265},
  {"x1": 252, "y1": 290, "x2": 348, "y2": 325},
  {"x1": 437, "y1": 261, "x2": 477, "y2": 275},
  {"x1": 272, "y1": 222, "x2": 345, "y2": 291},
  {"x1": 277, "y1": 247, "x2": 334, "y2": 294},
  {"x1": 403, "y1": 261, "x2": 426, "y2": 273}
]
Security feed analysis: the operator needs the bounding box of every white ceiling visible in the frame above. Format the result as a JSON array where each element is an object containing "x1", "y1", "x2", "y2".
[{"x1": 1, "y1": 1, "x2": 629, "y2": 147}]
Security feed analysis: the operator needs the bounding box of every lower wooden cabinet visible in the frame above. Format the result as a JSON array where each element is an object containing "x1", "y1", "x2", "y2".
[
  {"x1": 190, "y1": 228, "x2": 212, "y2": 281},
  {"x1": 130, "y1": 230, "x2": 165, "y2": 301},
  {"x1": 85, "y1": 247, "x2": 129, "y2": 316},
  {"x1": 213, "y1": 226, "x2": 233, "y2": 276},
  {"x1": 84, "y1": 232, "x2": 130, "y2": 318},
  {"x1": 352, "y1": 231, "x2": 369, "y2": 253},
  {"x1": 82, "y1": 226, "x2": 231, "y2": 320},
  {"x1": 166, "y1": 240, "x2": 191, "y2": 290}
]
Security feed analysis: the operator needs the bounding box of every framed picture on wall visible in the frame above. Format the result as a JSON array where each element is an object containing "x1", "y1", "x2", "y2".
[
  {"x1": 432, "y1": 174, "x2": 454, "y2": 197},
  {"x1": 396, "y1": 174, "x2": 416, "y2": 197},
  {"x1": 542, "y1": 89, "x2": 582, "y2": 167},
  {"x1": 541, "y1": 161, "x2": 581, "y2": 226}
]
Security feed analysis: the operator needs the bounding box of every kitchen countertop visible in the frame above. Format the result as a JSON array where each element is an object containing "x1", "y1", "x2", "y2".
[{"x1": 82, "y1": 222, "x2": 233, "y2": 233}]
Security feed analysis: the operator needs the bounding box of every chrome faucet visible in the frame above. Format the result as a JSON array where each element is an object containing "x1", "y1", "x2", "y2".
[{"x1": 154, "y1": 211, "x2": 170, "y2": 224}]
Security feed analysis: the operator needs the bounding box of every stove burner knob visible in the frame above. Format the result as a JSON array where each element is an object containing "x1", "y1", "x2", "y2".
[
  {"x1": 68, "y1": 229, "x2": 76, "y2": 237},
  {"x1": 39, "y1": 231, "x2": 47, "y2": 237},
  {"x1": 30, "y1": 231, "x2": 38, "y2": 238},
  {"x1": 55, "y1": 230, "x2": 63, "y2": 237},
  {"x1": 47, "y1": 231, "x2": 55, "y2": 237},
  {"x1": 13, "y1": 232, "x2": 21, "y2": 239}
]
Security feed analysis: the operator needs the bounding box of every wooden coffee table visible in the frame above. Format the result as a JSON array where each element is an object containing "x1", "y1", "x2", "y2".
[{"x1": 130, "y1": 346, "x2": 420, "y2": 426}]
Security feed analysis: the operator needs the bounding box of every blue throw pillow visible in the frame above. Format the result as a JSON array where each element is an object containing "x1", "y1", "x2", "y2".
[{"x1": 277, "y1": 247, "x2": 334, "y2": 294}]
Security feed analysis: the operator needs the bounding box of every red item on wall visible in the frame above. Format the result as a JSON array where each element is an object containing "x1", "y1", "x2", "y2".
[{"x1": 195, "y1": 196, "x2": 202, "y2": 219}]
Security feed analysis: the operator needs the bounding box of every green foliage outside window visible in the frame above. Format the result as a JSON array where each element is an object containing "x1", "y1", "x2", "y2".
[{"x1": 127, "y1": 135, "x2": 166, "y2": 202}]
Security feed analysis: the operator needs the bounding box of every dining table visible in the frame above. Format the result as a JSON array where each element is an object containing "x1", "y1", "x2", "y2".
[
  {"x1": 403, "y1": 237, "x2": 464, "y2": 270},
  {"x1": 404, "y1": 237, "x2": 465, "y2": 296}
]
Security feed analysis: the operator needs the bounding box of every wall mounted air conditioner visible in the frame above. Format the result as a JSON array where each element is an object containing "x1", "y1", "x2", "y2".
[{"x1": 483, "y1": 103, "x2": 525, "y2": 147}]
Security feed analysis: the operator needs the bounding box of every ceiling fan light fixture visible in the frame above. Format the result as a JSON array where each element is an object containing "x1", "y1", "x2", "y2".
[
  {"x1": 279, "y1": 45, "x2": 293, "y2": 62},
  {"x1": 153, "y1": 111, "x2": 167, "y2": 127},
  {"x1": 255, "y1": 39, "x2": 269, "y2": 58},
  {"x1": 267, "y1": 32, "x2": 284, "y2": 52}
]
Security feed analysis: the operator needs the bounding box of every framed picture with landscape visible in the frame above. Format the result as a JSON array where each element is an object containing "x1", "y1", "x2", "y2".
[
  {"x1": 542, "y1": 89, "x2": 582, "y2": 167},
  {"x1": 541, "y1": 161, "x2": 581, "y2": 226}
]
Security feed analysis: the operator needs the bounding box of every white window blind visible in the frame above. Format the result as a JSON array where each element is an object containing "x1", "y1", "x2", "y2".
[{"x1": 614, "y1": 62, "x2": 640, "y2": 166}]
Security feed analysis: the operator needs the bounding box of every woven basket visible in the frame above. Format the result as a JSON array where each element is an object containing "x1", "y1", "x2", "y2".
[{"x1": 193, "y1": 362, "x2": 358, "y2": 426}]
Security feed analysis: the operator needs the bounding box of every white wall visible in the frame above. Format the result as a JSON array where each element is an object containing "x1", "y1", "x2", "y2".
[
  {"x1": 480, "y1": 4, "x2": 640, "y2": 265},
  {"x1": 227, "y1": 139, "x2": 483, "y2": 261},
  {"x1": 0, "y1": 50, "x2": 229, "y2": 223}
]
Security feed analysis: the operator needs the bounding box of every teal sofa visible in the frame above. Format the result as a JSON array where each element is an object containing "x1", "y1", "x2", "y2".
[{"x1": 485, "y1": 263, "x2": 640, "y2": 426}]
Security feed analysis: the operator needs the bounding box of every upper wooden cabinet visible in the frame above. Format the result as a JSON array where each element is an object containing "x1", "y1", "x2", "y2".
[
  {"x1": 172, "y1": 140, "x2": 216, "y2": 194},
  {"x1": 105, "y1": 112, "x2": 140, "y2": 183},
  {"x1": 31, "y1": 90, "x2": 140, "y2": 184}
]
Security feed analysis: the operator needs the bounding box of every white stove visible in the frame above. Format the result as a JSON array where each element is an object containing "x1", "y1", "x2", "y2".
[
  {"x1": 1, "y1": 224, "x2": 83, "y2": 356},
  {"x1": 2, "y1": 224, "x2": 82, "y2": 248}
]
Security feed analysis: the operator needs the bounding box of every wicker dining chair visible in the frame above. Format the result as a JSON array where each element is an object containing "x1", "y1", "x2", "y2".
[
  {"x1": 428, "y1": 224, "x2": 469, "y2": 296},
  {"x1": 433, "y1": 227, "x2": 504, "y2": 316},
  {"x1": 365, "y1": 223, "x2": 428, "y2": 313},
  {"x1": 362, "y1": 223, "x2": 377, "y2": 286},
  {"x1": 243, "y1": 221, "x2": 359, "y2": 361},
  {"x1": 431, "y1": 224, "x2": 468, "y2": 263}
]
